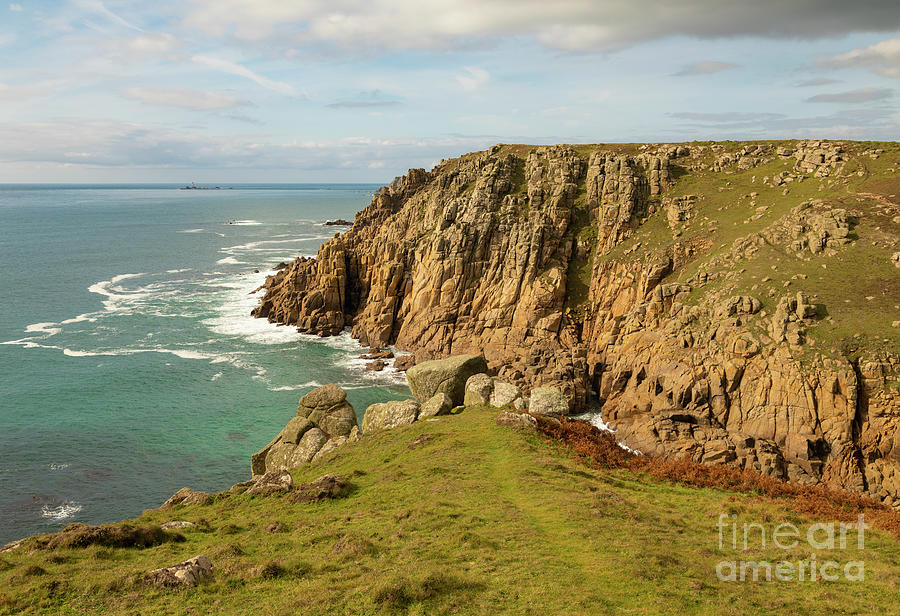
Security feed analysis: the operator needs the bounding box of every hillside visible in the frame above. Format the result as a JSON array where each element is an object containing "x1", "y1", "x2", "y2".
[
  {"x1": 252, "y1": 140, "x2": 900, "y2": 508},
  {"x1": 2, "y1": 407, "x2": 899, "y2": 615}
]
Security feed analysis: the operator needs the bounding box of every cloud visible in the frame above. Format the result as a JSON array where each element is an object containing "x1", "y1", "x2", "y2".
[
  {"x1": 670, "y1": 112, "x2": 785, "y2": 123},
  {"x1": 8, "y1": 3, "x2": 22, "y2": 11},
  {"x1": 73, "y1": 0, "x2": 143, "y2": 32},
  {"x1": 121, "y1": 87, "x2": 252, "y2": 110},
  {"x1": 181, "y1": 0, "x2": 900, "y2": 53},
  {"x1": 102, "y1": 33, "x2": 179, "y2": 61},
  {"x1": 456, "y1": 67, "x2": 489, "y2": 91},
  {"x1": 0, "y1": 80, "x2": 63, "y2": 101},
  {"x1": 817, "y1": 37, "x2": 900, "y2": 78},
  {"x1": 191, "y1": 55, "x2": 298, "y2": 96},
  {"x1": 795, "y1": 77, "x2": 840, "y2": 87},
  {"x1": 327, "y1": 100, "x2": 401, "y2": 109},
  {"x1": 674, "y1": 61, "x2": 738, "y2": 76},
  {"x1": 806, "y1": 87, "x2": 892, "y2": 103}
]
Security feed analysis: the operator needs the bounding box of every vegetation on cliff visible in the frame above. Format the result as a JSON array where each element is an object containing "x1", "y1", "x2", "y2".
[{"x1": 3, "y1": 408, "x2": 899, "y2": 615}]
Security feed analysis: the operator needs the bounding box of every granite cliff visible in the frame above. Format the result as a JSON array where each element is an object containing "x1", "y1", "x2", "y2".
[{"x1": 253, "y1": 140, "x2": 900, "y2": 508}]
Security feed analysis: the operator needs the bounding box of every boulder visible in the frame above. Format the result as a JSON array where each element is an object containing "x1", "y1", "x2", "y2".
[
  {"x1": 252, "y1": 385, "x2": 359, "y2": 476},
  {"x1": 161, "y1": 488, "x2": 212, "y2": 509},
  {"x1": 246, "y1": 470, "x2": 294, "y2": 496},
  {"x1": 464, "y1": 373, "x2": 494, "y2": 406},
  {"x1": 394, "y1": 355, "x2": 416, "y2": 371},
  {"x1": 490, "y1": 381, "x2": 524, "y2": 408},
  {"x1": 298, "y1": 384, "x2": 357, "y2": 438},
  {"x1": 366, "y1": 360, "x2": 385, "y2": 371},
  {"x1": 362, "y1": 399, "x2": 420, "y2": 432},
  {"x1": 496, "y1": 411, "x2": 538, "y2": 430},
  {"x1": 290, "y1": 474, "x2": 350, "y2": 503},
  {"x1": 419, "y1": 392, "x2": 453, "y2": 418},
  {"x1": 406, "y1": 355, "x2": 489, "y2": 406},
  {"x1": 528, "y1": 386, "x2": 569, "y2": 417},
  {"x1": 145, "y1": 555, "x2": 213, "y2": 588}
]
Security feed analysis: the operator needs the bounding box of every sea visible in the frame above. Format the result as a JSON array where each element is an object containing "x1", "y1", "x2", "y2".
[{"x1": 0, "y1": 184, "x2": 412, "y2": 545}]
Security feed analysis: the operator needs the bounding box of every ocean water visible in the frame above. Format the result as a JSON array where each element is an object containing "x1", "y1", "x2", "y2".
[{"x1": 0, "y1": 184, "x2": 411, "y2": 544}]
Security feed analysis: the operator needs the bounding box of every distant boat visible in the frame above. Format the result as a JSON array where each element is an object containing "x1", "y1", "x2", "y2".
[{"x1": 179, "y1": 182, "x2": 222, "y2": 190}]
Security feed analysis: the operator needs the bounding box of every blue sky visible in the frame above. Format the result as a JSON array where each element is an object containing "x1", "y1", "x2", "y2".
[{"x1": 1, "y1": 0, "x2": 898, "y2": 182}]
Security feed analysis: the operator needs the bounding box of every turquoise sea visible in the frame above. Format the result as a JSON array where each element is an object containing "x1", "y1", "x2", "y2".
[{"x1": 0, "y1": 184, "x2": 410, "y2": 544}]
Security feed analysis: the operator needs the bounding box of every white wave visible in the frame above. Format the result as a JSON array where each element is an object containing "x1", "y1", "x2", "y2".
[
  {"x1": 268, "y1": 381, "x2": 322, "y2": 391},
  {"x1": 216, "y1": 256, "x2": 243, "y2": 265},
  {"x1": 228, "y1": 219, "x2": 262, "y2": 226},
  {"x1": 180, "y1": 228, "x2": 205, "y2": 233},
  {"x1": 60, "y1": 313, "x2": 98, "y2": 325},
  {"x1": 41, "y1": 501, "x2": 82, "y2": 521},
  {"x1": 211, "y1": 371, "x2": 223, "y2": 381},
  {"x1": 49, "y1": 463, "x2": 69, "y2": 471},
  {"x1": 219, "y1": 236, "x2": 326, "y2": 254},
  {"x1": 24, "y1": 322, "x2": 61, "y2": 336},
  {"x1": 166, "y1": 269, "x2": 192, "y2": 274}
]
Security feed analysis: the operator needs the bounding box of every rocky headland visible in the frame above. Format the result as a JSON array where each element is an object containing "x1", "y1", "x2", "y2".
[{"x1": 253, "y1": 140, "x2": 900, "y2": 508}]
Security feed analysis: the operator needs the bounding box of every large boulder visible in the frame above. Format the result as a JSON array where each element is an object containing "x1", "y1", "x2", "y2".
[
  {"x1": 251, "y1": 385, "x2": 359, "y2": 477},
  {"x1": 362, "y1": 399, "x2": 421, "y2": 432},
  {"x1": 298, "y1": 384, "x2": 357, "y2": 438},
  {"x1": 419, "y1": 392, "x2": 453, "y2": 418},
  {"x1": 491, "y1": 381, "x2": 524, "y2": 409},
  {"x1": 464, "y1": 373, "x2": 494, "y2": 406},
  {"x1": 406, "y1": 355, "x2": 489, "y2": 406},
  {"x1": 528, "y1": 386, "x2": 569, "y2": 417}
]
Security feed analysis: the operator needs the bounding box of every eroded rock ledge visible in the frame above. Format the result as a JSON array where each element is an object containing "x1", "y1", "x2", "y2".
[{"x1": 251, "y1": 141, "x2": 899, "y2": 508}]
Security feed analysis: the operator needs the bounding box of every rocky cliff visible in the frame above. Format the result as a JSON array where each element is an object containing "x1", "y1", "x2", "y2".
[{"x1": 253, "y1": 140, "x2": 900, "y2": 508}]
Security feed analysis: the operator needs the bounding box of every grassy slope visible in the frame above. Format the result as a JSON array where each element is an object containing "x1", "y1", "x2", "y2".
[{"x1": 3, "y1": 408, "x2": 899, "y2": 615}]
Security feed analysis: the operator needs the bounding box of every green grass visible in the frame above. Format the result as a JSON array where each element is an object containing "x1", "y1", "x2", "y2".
[{"x1": 3, "y1": 408, "x2": 899, "y2": 615}]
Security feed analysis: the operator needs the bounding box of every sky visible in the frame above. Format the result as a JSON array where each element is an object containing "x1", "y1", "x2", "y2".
[{"x1": 0, "y1": 1, "x2": 899, "y2": 183}]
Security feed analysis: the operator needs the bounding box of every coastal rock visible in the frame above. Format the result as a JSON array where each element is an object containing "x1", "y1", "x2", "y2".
[
  {"x1": 496, "y1": 411, "x2": 538, "y2": 430},
  {"x1": 145, "y1": 555, "x2": 213, "y2": 588},
  {"x1": 464, "y1": 373, "x2": 494, "y2": 406},
  {"x1": 246, "y1": 470, "x2": 294, "y2": 496},
  {"x1": 490, "y1": 381, "x2": 524, "y2": 408},
  {"x1": 252, "y1": 384, "x2": 360, "y2": 477},
  {"x1": 251, "y1": 142, "x2": 899, "y2": 507},
  {"x1": 290, "y1": 474, "x2": 350, "y2": 503},
  {"x1": 161, "y1": 488, "x2": 212, "y2": 509},
  {"x1": 406, "y1": 355, "x2": 489, "y2": 406},
  {"x1": 394, "y1": 355, "x2": 416, "y2": 371},
  {"x1": 362, "y1": 399, "x2": 421, "y2": 432},
  {"x1": 528, "y1": 386, "x2": 569, "y2": 417},
  {"x1": 419, "y1": 392, "x2": 454, "y2": 418}
]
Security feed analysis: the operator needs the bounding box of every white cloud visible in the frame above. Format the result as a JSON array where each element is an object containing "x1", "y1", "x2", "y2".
[
  {"x1": 121, "y1": 87, "x2": 251, "y2": 110},
  {"x1": 456, "y1": 67, "x2": 489, "y2": 91},
  {"x1": 73, "y1": 0, "x2": 143, "y2": 32},
  {"x1": 806, "y1": 87, "x2": 893, "y2": 103},
  {"x1": 181, "y1": 0, "x2": 900, "y2": 53},
  {"x1": 0, "y1": 80, "x2": 63, "y2": 101},
  {"x1": 102, "y1": 33, "x2": 179, "y2": 61},
  {"x1": 8, "y1": 3, "x2": 22, "y2": 11},
  {"x1": 818, "y1": 38, "x2": 900, "y2": 78},
  {"x1": 191, "y1": 55, "x2": 297, "y2": 96},
  {"x1": 674, "y1": 61, "x2": 738, "y2": 76}
]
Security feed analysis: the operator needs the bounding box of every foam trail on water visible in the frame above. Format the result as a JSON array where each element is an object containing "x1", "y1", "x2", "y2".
[{"x1": 41, "y1": 502, "x2": 82, "y2": 521}]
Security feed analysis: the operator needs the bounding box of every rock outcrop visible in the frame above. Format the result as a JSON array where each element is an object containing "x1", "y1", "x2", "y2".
[
  {"x1": 252, "y1": 141, "x2": 900, "y2": 507},
  {"x1": 145, "y1": 555, "x2": 214, "y2": 588},
  {"x1": 252, "y1": 385, "x2": 360, "y2": 477},
  {"x1": 406, "y1": 355, "x2": 489, "y2": 406},
  {"x1": 361, "y1": 399, "x2": 421, "y2": 432}
]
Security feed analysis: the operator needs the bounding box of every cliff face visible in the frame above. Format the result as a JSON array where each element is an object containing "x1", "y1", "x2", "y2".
[{"x1": 253, "y1": 140, "x2": 900, "y2": 508}]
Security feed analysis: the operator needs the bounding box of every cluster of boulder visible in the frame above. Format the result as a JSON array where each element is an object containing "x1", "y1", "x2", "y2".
[{"x1": 251, "y1": 353, "x2": 569, "y2": 477}]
